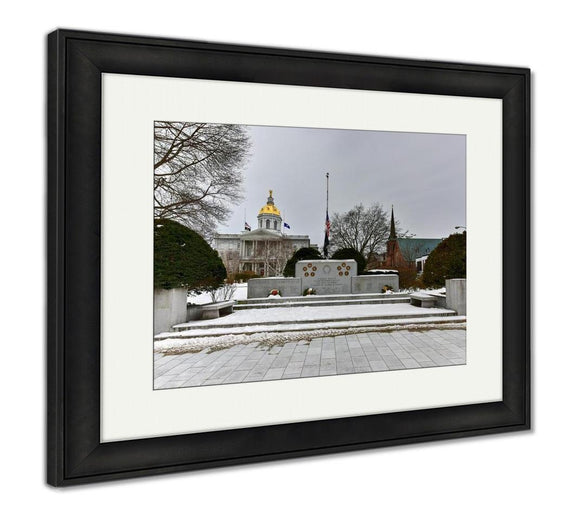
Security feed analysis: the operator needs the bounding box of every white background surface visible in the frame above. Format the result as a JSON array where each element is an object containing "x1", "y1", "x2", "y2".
[
  {"x1": 102, "y1": 75, "x2": 501, "y2": 441},
  {"x1": 1, "y1": 0, "x2": 577, "y2": 507}
]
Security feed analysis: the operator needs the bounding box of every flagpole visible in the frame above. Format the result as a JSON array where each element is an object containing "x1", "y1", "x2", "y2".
[
  {"x1": 324, "y1": 172, "x2": 330, "y2": 258},
  {"x1": 326, "y1": 172, "x2": 329, "y2": 218}
]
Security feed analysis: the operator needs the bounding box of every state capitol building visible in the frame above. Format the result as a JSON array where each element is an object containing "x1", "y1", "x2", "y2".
[{"x1": 213, "y1": 190, "x2": 314, "y2": 277}]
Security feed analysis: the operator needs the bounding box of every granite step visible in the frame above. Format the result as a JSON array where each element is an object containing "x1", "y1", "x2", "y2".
[
  {"x1": 235, "y1": 292, "x2": 408, "y2": 306},
  {"x1": 158, "y1": 314, "x2": 464, "y2": 339},
  {"x1": 171, "y1": 308, "x2": 457, "y2": 332},
  {"x1": 234, "y1": 296, "x2": 410, "y2": 310}
]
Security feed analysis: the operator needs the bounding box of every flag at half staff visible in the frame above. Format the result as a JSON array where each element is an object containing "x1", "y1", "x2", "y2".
[{"x1": 323, "y1": 211, "x2": 330, "y2": 257}]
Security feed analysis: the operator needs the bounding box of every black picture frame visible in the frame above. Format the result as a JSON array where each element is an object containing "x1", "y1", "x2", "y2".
[{"x1": 47, "y1": 29, "x2": 530, "y2": 486}]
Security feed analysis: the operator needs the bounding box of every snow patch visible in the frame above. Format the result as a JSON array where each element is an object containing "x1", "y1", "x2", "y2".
[
  {"x1": 176, "y1": 302, "x2": 453, "y2": 328},
  {"x1": 188, "y1": 283, "x2": 247, "y2": 305},
  {"x1": 154, "y1": 319, "x2": 466, "y2": 354}
]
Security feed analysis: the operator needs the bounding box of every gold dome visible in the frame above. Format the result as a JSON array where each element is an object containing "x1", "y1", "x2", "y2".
[
  {"x1": 258, "y1": 190, "x2": 281, "y2": 217},
  {"x1": 258, "y1": 204, "x2": 281, "y2": 216}
]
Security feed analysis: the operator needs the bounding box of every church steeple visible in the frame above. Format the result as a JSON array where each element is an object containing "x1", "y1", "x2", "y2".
[{"x1": 389, "y1": 205, "x2": 397, "y2": 240}]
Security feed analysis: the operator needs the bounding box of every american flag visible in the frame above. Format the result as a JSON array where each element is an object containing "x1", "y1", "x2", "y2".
[{"x1": 244, "y1": 222, "x2": 251, "y2": 231}]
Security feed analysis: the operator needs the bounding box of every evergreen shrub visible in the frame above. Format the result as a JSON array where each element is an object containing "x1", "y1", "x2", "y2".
[
  {"x1": 422, "y1": 231, "x2": 466, "y2": 288},
  {"x1": 283, "y1": 247, "x2": 323, "y2": 277},
  {"x1": 330, "y1": 247, "x2": 366, "y2": 275},
  {"x1": 154, "y1": 218, "x2": 226, "y2": 293}
]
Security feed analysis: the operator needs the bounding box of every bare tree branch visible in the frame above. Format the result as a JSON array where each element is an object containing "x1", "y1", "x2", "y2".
[
  {"x1": 330, "y1": 203, "x2": 413, "y2": 257},
  {"x1": 154, "y1": 121, "x2": 251, "y2": 240}
]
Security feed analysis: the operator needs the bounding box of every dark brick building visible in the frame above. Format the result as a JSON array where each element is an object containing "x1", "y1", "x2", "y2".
[{"x1": 383, "y1": 207, "x2": 442, "y2": 271}]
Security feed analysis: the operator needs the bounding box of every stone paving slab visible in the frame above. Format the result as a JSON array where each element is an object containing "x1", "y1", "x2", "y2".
[{"x1": 154, "y1": 329, "x2": 466, "y2": 390}]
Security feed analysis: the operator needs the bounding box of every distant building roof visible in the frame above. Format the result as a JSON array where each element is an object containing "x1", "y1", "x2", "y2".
[
  {"x1": 240, "y1": 228, "x2": 283, "y2": 240},
  {"x1": 397, "y1": 238, "x2": 443, "y2": 260},
  {"x1": 214, "y1": 231, "x2": 309, "y2": 241}
]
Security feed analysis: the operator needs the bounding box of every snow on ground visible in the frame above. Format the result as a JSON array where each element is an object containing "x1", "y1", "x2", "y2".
[
  {"x1": 156, "y1": 314, "x2": 466, "y2": 340},
  {"x1": 399, "y1": 287, "x2": 446, "y2": 295},
  {"x1": 187, "y1": 283, "x2": 445, "y2": 305},
  {"x1": 154, "y1": 318, "x2": 466, "y2": 354},
  {"x1": 170, "y1": 284, "x2": 457, "y2": 354},
  {"x1": 175, "y1": 302, "x2": 452, "y2": 328},
  {"x1": 188, "y1": 283, "x2": 248, "y2": 305}
]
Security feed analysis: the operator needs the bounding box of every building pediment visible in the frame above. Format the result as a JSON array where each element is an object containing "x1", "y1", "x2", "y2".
[{"x1": 241, "y1": 228, "x2": 284, "y2": 240}]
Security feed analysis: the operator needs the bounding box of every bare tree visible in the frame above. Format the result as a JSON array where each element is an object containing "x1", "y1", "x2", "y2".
[
  {"x1": 255, "y1": 239, "x2": 295, "y2": 277},
  {"x1": 154, "y1": 122, "x2": 251, "y2": 240},
  {"x1": 330, "y1": 203, "x2": 412, "y2": 257},
  {"x1": 219, "y1": 250, "x2": 241, "y2": 277},
  {"x1": 208, "y1": 282, "x2": 237, "y2": 303},
  {"x1": 398, "y1": 241, "x2": 427, "y2": 267}
]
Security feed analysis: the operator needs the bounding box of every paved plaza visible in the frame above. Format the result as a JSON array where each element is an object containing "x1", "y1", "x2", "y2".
[{"x1": 154, "y1": 328, "x2": 466, "y2": 390}]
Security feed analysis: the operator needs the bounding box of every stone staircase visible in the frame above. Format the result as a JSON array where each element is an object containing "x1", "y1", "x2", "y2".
[
  {"x1": 154, "y1": 291, "x2": 464, "y2": 341},
  {"x1": 162, "y1": 313, "x2": 463, "y2": 338},
  {"x1": 167, "y1": 294, "x2": 460, "y2": 336},
  {"x1": 234, "y1": 292, "x2": 410, "y2": 310}
]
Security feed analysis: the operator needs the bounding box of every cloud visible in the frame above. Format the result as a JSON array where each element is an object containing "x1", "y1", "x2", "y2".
[{"x1": 223, "y1": 125, "x2": 465, "y2": 245}]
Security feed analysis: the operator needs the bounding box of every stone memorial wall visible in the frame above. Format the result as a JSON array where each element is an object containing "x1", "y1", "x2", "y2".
[
  {"x1": 154, "y1": 288, "x2": 187, "y2": 335},
  {"x1": 351, "y1": 274, "x2": 399, "y2": 293},
  {"x1": 247, "y1": 277, "x2": 302, "y2": 299},
  {"x1": 297, "y1": 259, "x2": 356, "y2": 295},
  {"x1": 246, "y1": 260, "x2": 400, "y2": 298},
  {"x1": 445, "y1": 278, "x2": 466, "y2": 315}
]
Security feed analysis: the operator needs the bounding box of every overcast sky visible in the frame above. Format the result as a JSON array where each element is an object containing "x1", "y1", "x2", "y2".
[{"x1": 222, "y1": 125, "x2": 465, "y2": 245}]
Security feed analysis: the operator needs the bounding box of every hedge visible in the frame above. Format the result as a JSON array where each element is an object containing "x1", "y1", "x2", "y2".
[{"x1": 154, "y1": 218, "x2": 226, "y2": 292}]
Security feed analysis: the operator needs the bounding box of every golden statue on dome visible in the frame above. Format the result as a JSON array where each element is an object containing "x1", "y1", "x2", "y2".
[{"x1": 258, "y1": 189, "x2": 281, "y2": 217}]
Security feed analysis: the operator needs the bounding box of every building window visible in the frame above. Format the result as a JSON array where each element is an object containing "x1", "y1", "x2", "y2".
[
  {"x1": 266, "y1": 219, "x2": 271, "y2": 229},
  {"x1": 274, "y1": 220, "x2": 278, "y2": 230},
  {"x1": 259, "y1": 220, "x2": 262, "y2": 228}
]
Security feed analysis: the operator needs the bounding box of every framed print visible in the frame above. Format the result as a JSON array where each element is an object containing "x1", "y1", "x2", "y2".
[{"x1": 47, "y1": 29, "x2": 530, "y2": 486}]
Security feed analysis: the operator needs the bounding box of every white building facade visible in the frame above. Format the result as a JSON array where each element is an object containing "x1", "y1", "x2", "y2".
[{"x1": 214, "y1": 190, "x2": 313, "y2": 277}]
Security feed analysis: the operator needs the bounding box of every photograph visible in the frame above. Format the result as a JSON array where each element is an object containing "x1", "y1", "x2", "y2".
[
  {"x1": 153, "y1": 121, "x2": 467, "y2": 389},
  {"x1": 39, "y1": 13, "x2": 537, "y2": 492}
]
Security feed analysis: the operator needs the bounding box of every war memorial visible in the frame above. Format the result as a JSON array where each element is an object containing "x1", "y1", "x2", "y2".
[
  {"x1": 152, "y1": 125, "x2": 467, "y2": 390},
  {"x1": 154, "y1": 189, "x2": 466, "y2": 350},
  {"x1": 246, "y1": 259, "x2": 399, "y2": 298}
]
